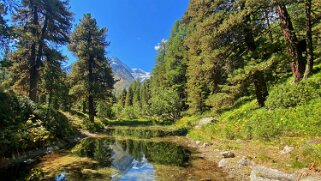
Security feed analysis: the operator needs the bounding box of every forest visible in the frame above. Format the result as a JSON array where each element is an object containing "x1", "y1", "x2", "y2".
[{"x1": 1, "y1": 0, "x2": 321, "y2": 180}]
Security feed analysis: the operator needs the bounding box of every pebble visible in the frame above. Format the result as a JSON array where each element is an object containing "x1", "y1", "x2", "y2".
[
  {"x1": 203, "y1": 143, "x2": 210, "y2": 148},
  {"x1": 280, "y1": 145, "x2": 294, "y2": 154},
  {"x1": 238, "y1": 156, "x2": 250, "y2": 166}
]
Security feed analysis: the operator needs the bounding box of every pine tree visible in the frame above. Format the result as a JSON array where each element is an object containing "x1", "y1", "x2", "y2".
[
  {"x1": 125, "y1": 86, "x2": 133, "y2": 107},
  {"x1": 69, "y1": 14, "x2": 114, "y2": 122},
  {"x1": 40, "y1": 48, "x2": 67, "y2": 110},
  {"x1": 119, "y1": 89, "x2": 127, "y2": 108},
  {"x1": 12, "y1": 0, "x2": 72, "y2": 101}
]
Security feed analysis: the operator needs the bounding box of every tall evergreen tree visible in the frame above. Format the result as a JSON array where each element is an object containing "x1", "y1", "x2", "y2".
[
  {"x1": 69, "y1": 14, "x2": 114, "y2": 122},
  {"x1": 12, "y1": 0, "x2": 72, "y2": 101}
]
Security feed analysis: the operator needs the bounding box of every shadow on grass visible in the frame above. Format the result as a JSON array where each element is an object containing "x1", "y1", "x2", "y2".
[{"x1": 69, "y1": 110, "x2": 88, "y2": 119}]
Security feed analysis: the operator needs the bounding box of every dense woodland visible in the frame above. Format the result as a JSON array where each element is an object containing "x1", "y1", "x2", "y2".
[
  {"x1": 1, "y1": 0, "x2": 321, "y2": 159},
  {"x1": 115, "y1": 0, "x2": 321, "y2": 120}
]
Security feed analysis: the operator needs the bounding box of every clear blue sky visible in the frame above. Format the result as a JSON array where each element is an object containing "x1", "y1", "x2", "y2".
[{"x1": 66, "y1": 0, "x2": 189, "y2": 72}]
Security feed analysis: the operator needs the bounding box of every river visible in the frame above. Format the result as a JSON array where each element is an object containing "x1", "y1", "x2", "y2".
[{"x1": 0, "y1": 127, "x2": 230, "y2": 181}]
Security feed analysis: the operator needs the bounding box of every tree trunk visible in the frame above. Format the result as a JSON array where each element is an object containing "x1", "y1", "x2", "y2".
[
  {"x1": 82, "y1": 101, "x2": 87, "y2": 113},
  {"x1": 244, "y1": 16, "x2": 269, "y2": 107},
  {"x1": 253, "y1": 72, "x2": 268, "y2": 107},
  {"x1": 276, "y1": 4, "x2": 306, "y2": 82},
  {"x1": 88, "y1": 54, "x2": 95, "y2": 122},
  {"x1": 265, "y1": 10, "x2": 273, "y2": 43},
  {"x1": 29, "y1": 2, "x2": 39, "y2": 102},
  {"x1": 36, "y1": 16, "x2": 48, "y2": 69},
  {"x1": 304, "y1": 0, "x2": 314, "y2": 78},
  {"x1": 88, "y1": 95, "x2": 95, "y2": 122}
]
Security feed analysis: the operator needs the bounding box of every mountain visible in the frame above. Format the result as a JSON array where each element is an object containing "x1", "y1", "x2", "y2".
[
  {"x1": 110, "y1": 57, "x2": 150, "y2": 93},
  {"x1": 63, "y1": 57, "x2": 150, "y2": 93},
  {"x1": 131, "y1": 68, "x2": 151, "y2": 82}
]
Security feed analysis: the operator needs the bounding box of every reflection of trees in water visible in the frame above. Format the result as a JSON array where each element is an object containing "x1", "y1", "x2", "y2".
[
  {"x1": 118, "y1": 139, "x2": 190, "y2": 167},
  {"x1": 73, "y1": 137, "x2": 190, "y2": 168},
  {"x1": 72, "y1": 138, "x2": 113, "y2": 167}
]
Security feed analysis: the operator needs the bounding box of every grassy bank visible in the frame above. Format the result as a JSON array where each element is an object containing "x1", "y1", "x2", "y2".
[{"x1": 174, "y1": 65, "x2": 321, "y2": 170}]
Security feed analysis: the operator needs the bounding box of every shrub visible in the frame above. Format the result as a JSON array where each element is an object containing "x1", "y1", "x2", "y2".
[
  {"x1": 0, "y1": 91, "x2": 36, "y2": 126},
  {"x1": 36, "y1": 108, "x2": 76, "y2": 139},
  {"x1": 149, "y1": 88, "x2": 182, "y2": 121},
  {"x1": 266, "y1": 80, "x2": 321, "y2": 109},
  {"x1": 97, "y1": 101, "x2": 114, "y2": 119},
  {"x1": 205, "y1": 93, "x2": 234, "y2": 113}
]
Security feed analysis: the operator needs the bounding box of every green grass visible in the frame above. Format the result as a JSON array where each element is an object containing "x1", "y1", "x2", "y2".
[{"x1": 182, "y1": 65, "x2": 321, "y2": 142}]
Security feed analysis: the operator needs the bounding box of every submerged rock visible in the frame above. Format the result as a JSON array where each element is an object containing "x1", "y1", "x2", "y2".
[{"x1": 220, "y1": 151, "x2": 235, "y2": 158}]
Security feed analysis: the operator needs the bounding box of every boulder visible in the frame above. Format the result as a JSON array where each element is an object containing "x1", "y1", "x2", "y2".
[
  {"x1": 220, "y1": 151, "x2": 235, "y2": 158},
  {"x1": 250, "y1": 165, "x2": 297, "y2": 181},
  {"x1": 194, "y1": 117, "x2": 218, "y2": 129}
]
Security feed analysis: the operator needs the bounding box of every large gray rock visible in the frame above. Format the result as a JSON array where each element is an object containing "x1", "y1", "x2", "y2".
[
  {"x1": 194, "y1": 117, "x2": 218, "y2": 129},
  {"x1": 250, "y1": 165, "x2": 297, "y2": 181},
  {"x1": 220, "y1": 151, "x2": 235, "y2": 158}
]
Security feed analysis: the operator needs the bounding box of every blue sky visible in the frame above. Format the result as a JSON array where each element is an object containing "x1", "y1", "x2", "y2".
[{"x1": 66, "y1": 0, "x2": 189, "y2": 72}]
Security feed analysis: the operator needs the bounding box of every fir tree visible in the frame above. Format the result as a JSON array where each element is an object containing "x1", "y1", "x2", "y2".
[{"x1": 69, "y1": 14, "x2": 114, "y2": 122}]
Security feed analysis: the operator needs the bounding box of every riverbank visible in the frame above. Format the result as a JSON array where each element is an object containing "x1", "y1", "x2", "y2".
[{"x1": 186, "y1": 137, "x2": 321, "y2": 180}]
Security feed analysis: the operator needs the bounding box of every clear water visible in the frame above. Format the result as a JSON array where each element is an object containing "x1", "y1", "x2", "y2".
[{"x1": 0, "y1": 135, "x2": 229, "y2": 180}]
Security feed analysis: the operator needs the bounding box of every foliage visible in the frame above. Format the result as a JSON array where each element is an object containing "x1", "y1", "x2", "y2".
[
  {"x1": 68, "y1": 13, "x2": 114, "y2": 122},
  {"x1": 0, "y1": 91, "x2": 76, "y2": 157},
  {"x1": 149, "y1": 88, "x2": 182, "y2": 121},
  {"x1": 96, "y1": 100, "x2": 114, "y2": 119},
  {"x1": 266, "y1": 80, "x2": 321, "y2": 109}
]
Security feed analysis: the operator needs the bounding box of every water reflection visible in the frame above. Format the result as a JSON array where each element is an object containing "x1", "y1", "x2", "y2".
[{"x1": 70, "y1": 137, "x2": 190, "y2": 180}]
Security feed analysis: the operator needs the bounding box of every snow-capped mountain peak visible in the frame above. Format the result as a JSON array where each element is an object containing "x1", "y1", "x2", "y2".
[{"x1": 131, "y1": 68, "x2": 151, "y2": 82}]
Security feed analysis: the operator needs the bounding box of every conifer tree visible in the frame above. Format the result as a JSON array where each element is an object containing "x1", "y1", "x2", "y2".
[
  {"x1": 69, "y1": 14, "x2": 114, "y2": 122},
  {"x1": 12, "y1": 0, "x2": 72, "y2": 101}
]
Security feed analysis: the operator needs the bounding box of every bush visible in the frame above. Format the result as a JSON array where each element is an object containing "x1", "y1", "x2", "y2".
[
  {"x1": 266, "y1": 80, "x2": 321, "y2": 109},
  {"x1": 36, "y1": 108, "x2": 77, "y2": 139},
  {"x1": 205, "y1": 93, "x2": 234, "y2": 113},
  {"x1": 149, "y1": 88, "x2": 182, "y2": 121},
  {"x1": 83, "y1": 119, "x2": 105, "y2": 132},
  {"x1": 0, "y1": 91, "x2": 36, "y2": 126},
  {"x1": 97, "y1": 101, "x2": 114, "y2": 119},
  {"x1": 0, "y1": 91, "x2": 76, "y2": 157},
  {"x1": 241, "y1": 99, "x2": 321, "y2": 140}
]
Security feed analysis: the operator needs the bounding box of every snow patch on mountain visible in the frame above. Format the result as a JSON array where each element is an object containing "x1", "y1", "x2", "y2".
[{"x1": 131, "y1": 68, "x2": 151, "y2": 82}]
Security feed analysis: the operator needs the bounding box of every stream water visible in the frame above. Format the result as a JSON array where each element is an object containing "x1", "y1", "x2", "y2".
[{"x1": 0, "y1": 129, "x2": 229, "y2": 181}]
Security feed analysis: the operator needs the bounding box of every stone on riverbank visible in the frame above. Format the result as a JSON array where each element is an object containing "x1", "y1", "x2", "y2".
[
  {"x1": 220, "y1": 151, "x2": 235, "y2": 158},
  {"x1": 194, "y1": 117, "x2": 218, "y2": 129},
  {"x1": 218, "y1": 159, "x2": 229, "y2": 168}
]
